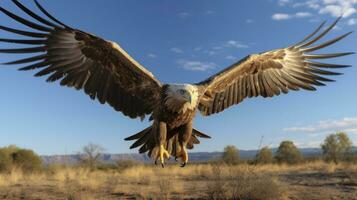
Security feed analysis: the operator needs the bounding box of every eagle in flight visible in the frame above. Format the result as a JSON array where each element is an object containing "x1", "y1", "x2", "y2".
[{"x1": 0, "y1": 0, "x2": 353, "y2": 167}]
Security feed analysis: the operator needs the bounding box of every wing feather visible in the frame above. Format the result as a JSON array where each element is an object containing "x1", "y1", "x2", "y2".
[
  {"x1": 197, "y1": 19, "x2": 352, "y2": 116},
  {"x1": 0, "y1": 0, "x2": 162, "y2": 119}
]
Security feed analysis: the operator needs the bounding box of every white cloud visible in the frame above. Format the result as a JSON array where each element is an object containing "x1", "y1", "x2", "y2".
[
  {"x1": 225, "y1": 40, "x2": 248, "y2": 48},
  {"x1": 272, "y1": 13, "x2": 292, "y2": 20},
  {"x1": 147, "y1": 53, "x2": 157, "y2": 58},
  {"x1": 295, "y1": 141, "x2": 322, "y2": 148},
  {"x1": 207, "y1": 51, "x2": 216, "y2": 56},
  {"x1": 246, "y1": 19, "x2": 255, "y2": 23},
  {"x1": 178, "y1": 60, "x2": 216, "y2": 71},
  {"x1": 295, "y1": 12, "x2": 313, "y2": 17},
  {"x1": 319, "y1": 4, "x2": 356, "y2": 17},
  {"x1": 204, "y1": 10, "x2": 215, "y2": 15},
  {"x1": 284, "y1": 117, "x2": 357, "y2": 134},
  {"x1": 170, "y1": 47, "x2": 184, "y2": 54},
  {"x1": 178, "y1": 12, "x2": 190, "y2": 18},
  {"x1": 348, "y1": 18, "x2": 357, "y2": 25},
  {"x1": 280, "y1": 0, "x2": 357, "y2": 18},
  {"x1": 272, "y1": 12, "x2": 313, "y2": 21},
  {"x1": 193, "y1": 47, "x2": 202, "y2": 52},
  {"x1": 278, "y1": 0, "x2": 292, "y2": 6},
  {"x1": 225, "y1": 55, "x2": 237, "y2": 60}
]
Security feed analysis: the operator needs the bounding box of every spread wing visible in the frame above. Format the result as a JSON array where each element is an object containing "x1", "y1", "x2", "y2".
[
  {"x1": 0, "y1": 0, "x2": 162, "y2": 119},
  {"x1": 197, "y1": 18, "x2": 353, "y2": 116}
]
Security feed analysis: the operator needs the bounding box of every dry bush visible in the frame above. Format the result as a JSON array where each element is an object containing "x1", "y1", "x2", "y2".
[
  {"x1": 230, "y1": 172, "x2": 281, "y2": 200},
  {"x1": 66, "y1": 192, "x2": 97, "y2": 200},
  {"x1": 205, "y1": 164, "x2": 282, "y2": 200},
  {"x1": 207, "y1": 164, "x2": 228, "y2": 199}
]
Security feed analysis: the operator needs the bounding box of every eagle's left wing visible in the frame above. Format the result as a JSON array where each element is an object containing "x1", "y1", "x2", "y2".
[
  {"x1": 0, "y1": 0, "x2": 162, "y2": 119},
  {"x1": 197, "y1": 18, "x2": 353, "y2": 116}
]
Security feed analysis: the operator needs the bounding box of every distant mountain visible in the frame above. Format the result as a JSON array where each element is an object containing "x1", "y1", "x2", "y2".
[{"x1": 42, "y1": 147, "x2": 357, "y2": 165}]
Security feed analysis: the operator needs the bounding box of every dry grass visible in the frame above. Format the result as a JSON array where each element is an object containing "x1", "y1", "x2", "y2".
[{"x1": 0, "y1": 161, "x2": 356, "y2": 199}]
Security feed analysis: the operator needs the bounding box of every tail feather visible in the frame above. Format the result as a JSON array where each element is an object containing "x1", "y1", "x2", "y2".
[
  {"x1": 129, "y1": 128, "x2": 152, "y2": 149},
  {"x1": 124, "y1": 126, "x2": 151, "y2": 141},
  {"x1": 193, "y1": 128, "x2": 211, "y2": 139},
  {"x1": 124, "y1": 126, "x2": 211, "y2": 158}
]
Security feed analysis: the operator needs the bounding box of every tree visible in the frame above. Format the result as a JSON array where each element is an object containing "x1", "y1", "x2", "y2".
[
  {"x1": 222, "y1": 145, "x2": 240, "y2": 165},
  {"x1": 255, "y1": 147, "x2": 274, "y2": 164},
  {"x1": 275, "y1": 141, "x2": 302, "y2": 164},
  {"x1": 0, "y1": 145, "x2": 42, "y2": 173},
  {"x1": 321, "y1": 132, "x2": 353, "y2": 163},
  {"x1": 11, "y1": 149, "x2": 42, "y2": 172},
  {"x1": 79, "y1": 143, "x2": 105, "y2": 170}
]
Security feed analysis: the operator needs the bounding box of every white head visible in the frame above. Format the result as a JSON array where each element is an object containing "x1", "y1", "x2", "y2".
[{"x1": 164, "y1": 84, "x2": 199, "y2": 113}]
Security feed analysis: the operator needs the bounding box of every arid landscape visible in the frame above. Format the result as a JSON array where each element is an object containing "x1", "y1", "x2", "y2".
[{"x1": 0, "y1": 162, "x2": 356, "y2": 200}]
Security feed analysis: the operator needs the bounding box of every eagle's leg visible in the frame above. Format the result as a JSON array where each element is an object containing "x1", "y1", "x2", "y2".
[
  {"x1": 179, "y1": 145, "x2": 188, "y2": 167},
  {"x1": 178, "y1": 122, "x2": 193, "y2": 167},
  {"x1": 154, "y1": 121, "x2": 170, "y2": 167}
]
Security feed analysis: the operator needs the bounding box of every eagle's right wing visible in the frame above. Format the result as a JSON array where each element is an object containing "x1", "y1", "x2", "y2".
[
  {"x1": 0, "y1": 0, "x2": 162, "y2": 119},
  {"x1": 197, "y1": 18, "x2": 353, "y2": 116}
]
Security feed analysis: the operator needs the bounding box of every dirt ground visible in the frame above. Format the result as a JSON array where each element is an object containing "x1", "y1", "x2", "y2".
[{"x1": 0, "y1": 164, "x2": 356, "y2": 200}]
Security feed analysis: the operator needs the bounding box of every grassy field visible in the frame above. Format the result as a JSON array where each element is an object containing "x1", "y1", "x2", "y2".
[{"x1": 0, "y1": 161, "x2": 357, "y2": 200}]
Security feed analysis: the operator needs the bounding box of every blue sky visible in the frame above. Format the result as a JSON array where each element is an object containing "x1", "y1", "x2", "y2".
[{"x1": 0, "y1": 0, "x2": 356, "y2": 155}]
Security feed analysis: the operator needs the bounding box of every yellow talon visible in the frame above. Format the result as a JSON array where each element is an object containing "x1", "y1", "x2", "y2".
[
  {"x1": 180, "y1": 146, "x2": 188, "y2": 167},
  {"x1": 159, "y1": 145, "x2": 170, "y2": 167}
]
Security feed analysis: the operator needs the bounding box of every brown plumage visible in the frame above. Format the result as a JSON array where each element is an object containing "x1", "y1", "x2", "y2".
[{"x1": 0, "y1": 0, "x2": 353, "y2": 167}]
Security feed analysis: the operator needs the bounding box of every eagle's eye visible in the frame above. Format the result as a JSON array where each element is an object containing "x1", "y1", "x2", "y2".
[{"x1": 178, "y1": 89, "x2": 186, "y2": 95}]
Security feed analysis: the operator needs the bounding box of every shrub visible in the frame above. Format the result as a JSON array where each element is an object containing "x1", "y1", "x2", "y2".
[
  {"x1": 222, "y1": 145, "x2": 240, "y2": 165},
  {"x1": 11, "y1": 149, "x2": 43, "y2": 172},
  {"x1": 255, "y1": 147, "x2": 274, "y2": 164},
  {"x1": 275, "y1": 141, "x2": 302, "y2": 164},
  {"x1": 0, "y1": 150, "x2": 12, "y2": 172},
  {"x1": 321, "y1": 132, "x2": 353, "y2": 163},
  {"x1": 79, "y1": 143, "x2": 105, "y2": 170},
  {"x1": 231, "y1": 173, "x2": 281, "y2": 200},
  {"x1": 207, "y1": 164, "x2": 227, "y2": 199},
  {"x1": 116, "y1": 159, "x2": 140, "y2": 171},
  {"x1": 0, "y1": 146, "x2": 42, "y2": 173}
]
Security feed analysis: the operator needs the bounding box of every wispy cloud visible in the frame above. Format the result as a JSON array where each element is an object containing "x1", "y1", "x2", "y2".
[
  {"x1": 147, "y1": 53, "x2": 157, "y2": 58},
  {"x1": 178, "y1": 12, "x2": 190, "y2": 18},
  {"x1": 225, "y1": 55, "x2": 237, "y2": 60},
  {"x1": 272, "y1": 12, "x2": 313, "y2": 20},
  {"x1": 245, "y1": 19, "x2": 255, "y2": 23},
  {"x1": 272, "y1": 13, "x2": 292, "y2": 20},
  {"x1": 193, "y1": 47, "x2": 202, "y2": 52},
  {"x1": 348, "y1": 18, "x2": 357, "y2": 25},
  {"x1": 278, "y1": 0, "x2": 292, "y2": 6},
  {"x1": 295, "y1": 141, "x2": 322, "y2": 148},
  {"x1": 295, "y1": 12, "x2": 313, "y2": 17},
  {"x1": 204, "y1": 10, "x2": 215, "y2": 15},
  {"x1": 277, "y1": 0, "x2": 357, "y2": 19},
  {"x1": 178, "y1": 60, "x2": 216, "y2": 71},
  {"x1": 170, "y1": 47, "x2": 184, "y2": 54},
  {"x1": 225, "y1": 40, "x2": 249, "y2": 48},
  {"x1": 283, "y1": 117, "x2": 357, "y2": 134}
]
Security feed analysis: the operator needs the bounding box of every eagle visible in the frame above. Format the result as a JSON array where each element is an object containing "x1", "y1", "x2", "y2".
[{"x1": 0, "y1": 0, "x2": 353, "y2": 167}]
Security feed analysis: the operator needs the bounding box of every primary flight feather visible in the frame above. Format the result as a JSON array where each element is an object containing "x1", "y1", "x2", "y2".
[{"x1": 0, "y1": 0, "x2": 353, "y2": 167}]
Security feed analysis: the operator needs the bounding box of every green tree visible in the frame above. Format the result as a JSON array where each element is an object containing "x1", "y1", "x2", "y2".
[
  {"x1": 255, "y1": 147, "x2": 274, "y2": 164},
  {"x1": 0, "y1": 150, "x2": 12, "y2": 172},
  {"x1": 275, "y1": 141, "x2": 302, "y2": 164},
  {"x1": 222, "y1": 145, "x2": 240, "y2": 165},
  {"x1": 11, "y1": 149, "x2": 43, "y2": 172},
  {"x1": 0, "y1": 145, "x2": 42, "y2": 173},
  {"x1": 321, "y1": 132, "x2": 353, "y2": 163}
]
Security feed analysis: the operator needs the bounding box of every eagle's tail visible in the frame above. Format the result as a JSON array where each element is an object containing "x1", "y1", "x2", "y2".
[{"x1": 124, "y1": 126, "x2": 211, "y2": 159}]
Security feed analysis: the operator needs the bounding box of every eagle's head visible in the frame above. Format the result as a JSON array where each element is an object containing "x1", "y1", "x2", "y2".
[{"x1": 164, "y1": 84, "x2": 199, "y2": 113}]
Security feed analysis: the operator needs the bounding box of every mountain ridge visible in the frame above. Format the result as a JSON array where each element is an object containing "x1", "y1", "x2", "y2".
[{"x1": 42, "y1": 147, "x2": 357, "y2": 164}]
